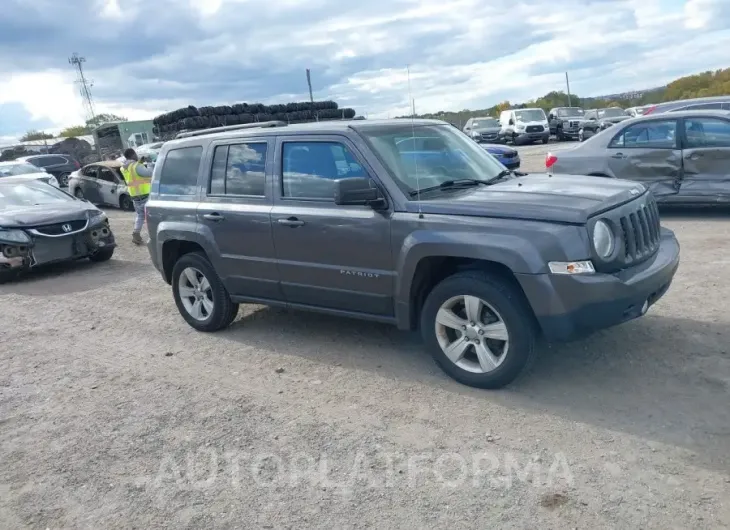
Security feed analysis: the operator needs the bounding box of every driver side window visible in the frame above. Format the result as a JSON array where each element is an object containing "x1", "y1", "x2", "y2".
[{"x1": 82, "y1": 166, "x2": 99, "y2": 178}]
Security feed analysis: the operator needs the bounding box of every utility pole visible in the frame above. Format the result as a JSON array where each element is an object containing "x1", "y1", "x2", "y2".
[
  {"x1": 565, "y1": 72, "x2": 572, "y2": 107},
  {"x1": 69, "y1": 53, "x2": 96, "y2": 125},
  {"x1": 305, "y1": 69, "x2": 314, "y2": 103}
]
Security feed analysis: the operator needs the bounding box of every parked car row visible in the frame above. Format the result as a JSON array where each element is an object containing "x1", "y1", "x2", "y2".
[{"x1": 463, "y1": 95, "x2": 730, "y2": 147}]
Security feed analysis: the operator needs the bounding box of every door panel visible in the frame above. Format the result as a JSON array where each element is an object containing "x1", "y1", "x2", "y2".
[
  {"x1": 97, "y1": 168, "x2": 120, "y2": 206},
  {"x1": 606, "y1": 119, "x2": 681, "y2": 197},
  {"x1": 678, "y1": 116, "x2": 730, "y2": 200},
  {"x1": 79, "y1": 166, "x2": 105, "y2": 204},
  {"x1": 271, "y1": 135, "x2": 394, "y2": 316},
  {"x1": 197, "y1": 138, "x2": 281, "y2": 300}
]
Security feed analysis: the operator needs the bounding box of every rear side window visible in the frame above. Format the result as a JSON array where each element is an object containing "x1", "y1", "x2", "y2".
[
  {"x1": 159, "y1": 146, "x2": 203, "y2": 196},
  {"x1": 209, "y1": 142, "x2": 267, "y2": 196},
  {"x1": 610, "y1": 120, "x2": 677, "y2": 149},
  {"x1": 683, "y1": 118, "x2": 730, "y2": 148}
]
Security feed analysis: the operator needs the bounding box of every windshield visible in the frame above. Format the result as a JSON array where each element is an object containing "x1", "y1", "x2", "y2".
[
  {"x1": 598, "y1": 108, "x2": 627, "y2": 118},
  {"x1": 557, "y1": 108, "x2": 585, "y2": 117},
  {"x1": 360, "y1": 124, "x2": 507, "y2": 197},
  {"x1": 473, "y1": 118, "x2": 499, "y2": 128},
  {"x1": 0, "y1": 163, "x2": 42, "y2": 177},
  {"x1": 514, "y1": 109, "x2": 546, "y2": 122},
  {"x1": 0, "y1": 181, "x2": 73, "y2": 210}
]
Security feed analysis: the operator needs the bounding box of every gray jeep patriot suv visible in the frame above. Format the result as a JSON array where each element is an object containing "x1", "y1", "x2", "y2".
[{"x1": 146, "y1": 119, "x2": 680, "y2": 389}]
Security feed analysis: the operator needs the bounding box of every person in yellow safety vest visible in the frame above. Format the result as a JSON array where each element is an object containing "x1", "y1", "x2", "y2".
[{"x1": 120, "y1": 148, "x2": 153, "y2": 246}]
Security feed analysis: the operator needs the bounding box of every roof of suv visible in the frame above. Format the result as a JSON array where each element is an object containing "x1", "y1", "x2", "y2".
[{"x1": 164, "y1": 119, "x2": 450, "y2": 149}]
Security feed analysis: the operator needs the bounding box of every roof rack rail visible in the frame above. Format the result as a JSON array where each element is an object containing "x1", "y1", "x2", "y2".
[{"x1": 175, "y1": 120, "x2": 287, "y2": 139}]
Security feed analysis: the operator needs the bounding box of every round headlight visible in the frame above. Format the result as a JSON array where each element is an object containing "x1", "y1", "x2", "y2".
[{"x1": 593, "y1": 220, "x2": 615, "y2": 258}]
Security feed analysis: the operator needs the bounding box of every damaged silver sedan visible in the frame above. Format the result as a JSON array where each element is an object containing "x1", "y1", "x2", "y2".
[{"x1": 0, "y1": 178, "x2": 116, "y2": 282}]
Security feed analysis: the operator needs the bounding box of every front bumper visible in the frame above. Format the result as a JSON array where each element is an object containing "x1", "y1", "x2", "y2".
[
  {"x1": 516, "y1": 228, "x2": 680, "y2": 341},
  {"x1": 514, "y1": 132, "x2": 549, "y2": 144},
  {"x1": 0, "y1": 222, "x2": 116, "y2": 272},
  {"x1": 498, "y1": 157, "x2": 521, "y2": 169}
]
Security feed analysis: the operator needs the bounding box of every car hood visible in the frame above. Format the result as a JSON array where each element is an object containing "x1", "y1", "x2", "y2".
[
  {"x1": 600, "y1": 115, "x2": 630, "y2": 124},
  {"x1": 481, "y1": 144, "x2": 517, "y2": 155},
  {"x1": 0, "y1": 173, "x2": 48, "y2": 181},
  {"x1": 472, "y1": 126, "x2": 502, "y2": 134},
  {"x1": 408, "y1": 173, "x2": 646, "y2": 224},
  {"x1": 0, "y1": 201, "x2": 98, "y2": 228}
]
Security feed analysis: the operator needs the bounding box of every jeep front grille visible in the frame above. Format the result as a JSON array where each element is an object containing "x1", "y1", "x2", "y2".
[{"x1": 619, "y1": 196, "x2": 661, "y2": 264}]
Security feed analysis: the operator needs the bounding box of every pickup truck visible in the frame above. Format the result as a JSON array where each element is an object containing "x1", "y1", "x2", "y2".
[{"x1": 145, "y1": 119, "x2": 680, "y2": 389}]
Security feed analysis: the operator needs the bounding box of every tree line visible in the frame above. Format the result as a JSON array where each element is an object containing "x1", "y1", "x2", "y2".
[{"x1": 404, "y1": 67, "x2": 730, "y2": 127}]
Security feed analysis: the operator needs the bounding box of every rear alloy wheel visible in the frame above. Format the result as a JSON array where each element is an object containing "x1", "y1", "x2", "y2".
[
  {"x1": 171, "y1": 252, "x2": 239, "y2": 332},
  {"x1": 58, "y1": 172, "x2": 71, "y2": 187},
  {"x1": 421, "y1": 271, "x2": 536, "y2": 389},
  {"x1": 74, "y1": 188, "x2": 84, "y2": 199}
]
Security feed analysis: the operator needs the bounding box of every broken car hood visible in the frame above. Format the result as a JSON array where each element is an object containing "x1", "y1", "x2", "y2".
[
  {"x1": 409, "y1": 173, "x2": 646, "y2": 224},
  {"x1": 0, "y1": 202, "x2": 98, "y2": 228}
]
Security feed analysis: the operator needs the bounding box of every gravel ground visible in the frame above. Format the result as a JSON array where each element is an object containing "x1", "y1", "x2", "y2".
[{"x1": 1, "y1": 152, "x2": 729, "y2": 528}]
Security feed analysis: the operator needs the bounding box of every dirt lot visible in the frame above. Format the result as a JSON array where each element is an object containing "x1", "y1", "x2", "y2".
[{"x1": 1, "y1": 151, "x2": 729, "y2": 529}]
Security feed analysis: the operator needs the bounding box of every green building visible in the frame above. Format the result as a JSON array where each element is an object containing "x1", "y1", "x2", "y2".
[{"x1": 92, "y1": 119, "x2": 157, "y2": 158}]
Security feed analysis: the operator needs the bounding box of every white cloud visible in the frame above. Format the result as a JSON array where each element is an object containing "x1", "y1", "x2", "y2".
[{"x1": 0, "y1": 0, "x2": 728, "y2": 138}]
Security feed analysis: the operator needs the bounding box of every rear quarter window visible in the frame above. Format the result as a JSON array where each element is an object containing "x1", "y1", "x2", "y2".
[{"x1": 158, "y1": 146, "x2": 203, "y2": 196}]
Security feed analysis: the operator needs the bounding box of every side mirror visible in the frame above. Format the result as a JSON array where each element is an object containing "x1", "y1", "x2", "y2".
[
  {"x1": 548, "y1": 114, "x2": 554, "y2": 121},
  {"x1": 508, "y1": 119, "x2": 514, "y2": 125},
  {"x1": 334, "y1": 177, "x2": 385, "y2": 208}
]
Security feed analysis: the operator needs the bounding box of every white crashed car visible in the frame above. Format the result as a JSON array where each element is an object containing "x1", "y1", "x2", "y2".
[{"x1": 0, "y1": 161, "x2": 59, "y2": 187}]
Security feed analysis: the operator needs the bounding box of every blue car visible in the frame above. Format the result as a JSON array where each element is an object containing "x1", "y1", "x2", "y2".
[{"x1": 481, "y1": 143, "x2": 520, "y2": 170}]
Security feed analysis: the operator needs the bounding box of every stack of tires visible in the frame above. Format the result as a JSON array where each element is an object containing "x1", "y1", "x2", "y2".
[{"x1": 153, "y1": 101, "x2": 357, "y2": 139}]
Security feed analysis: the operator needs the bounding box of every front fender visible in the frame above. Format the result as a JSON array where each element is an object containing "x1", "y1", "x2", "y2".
[
  {"x1": 393, "y1": 223, "x2": 590, "y2": 330},
  {"x1": 395, "y1": 230, "x2": 546, "y2": 303}
]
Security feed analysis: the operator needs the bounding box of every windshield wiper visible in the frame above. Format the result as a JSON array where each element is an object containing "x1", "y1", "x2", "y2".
[{"x1": 409, "y1": 178, "x2": 489, "y2": 197}]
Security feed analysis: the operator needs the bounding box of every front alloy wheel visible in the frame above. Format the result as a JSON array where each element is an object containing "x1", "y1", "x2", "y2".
[
  {"x1": 420, "y1": 271, "x2": 536, "y2": 389},
  {"x1": 435, "y1": 295, "x2": 509, "y2": 374}
]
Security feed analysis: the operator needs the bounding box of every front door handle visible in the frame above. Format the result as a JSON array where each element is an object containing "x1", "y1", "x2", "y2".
[
  {"x1": 685, "y1": 153, "x2": 701, "y2": 160},
  {"x1": 611, "y1": 152, "x2": 626, "y2": 159},
  {"x1": 277, "y1": 217, "x2": 305, "y2": 227},
  {"x1": 203, "y1": 212, "x2": 225, "y2": 222}
]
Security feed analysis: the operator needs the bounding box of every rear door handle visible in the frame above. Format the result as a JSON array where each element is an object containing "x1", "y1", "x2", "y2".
[
  {"x1": 203, "y1": 212, "x2": 225, "y2": 222},
  {"x1": 277, "y1": 217, "x2": 305, "y2": 227}
]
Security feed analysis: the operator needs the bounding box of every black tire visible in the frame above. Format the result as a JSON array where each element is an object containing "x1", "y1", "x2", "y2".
[
  {"x1": 119, "y1": 194, "x2": 133, "y2": 211},
  {"x1": 89, "y1": 247, "x2": 114, "y2": 262},
  {"x1": 420, "y1": 270, "x2": 537, "y2": 389},
  {"x1": 171, "y1": 252, "x2": 239, "y2": 332},
  {"x1": 74, "y1": 187, "x2": 84, "y2": 199},
  {"x1": 58, "y1": 172, "x2": 71, "y2": 187}
]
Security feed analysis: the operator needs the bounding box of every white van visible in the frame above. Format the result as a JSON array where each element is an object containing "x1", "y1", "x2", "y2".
[{"x1": 499, "y1": 108, "x2": 550, "y2": 145}]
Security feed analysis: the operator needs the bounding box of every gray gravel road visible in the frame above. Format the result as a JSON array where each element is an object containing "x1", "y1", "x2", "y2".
[{"x1": 1, "y1": 157, "x2": 729, "y2": 528}]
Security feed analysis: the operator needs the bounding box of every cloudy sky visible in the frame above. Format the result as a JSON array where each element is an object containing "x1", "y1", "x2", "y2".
[{"x1": 1, "y1": 0, "x2": 729, "y2": 142}]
